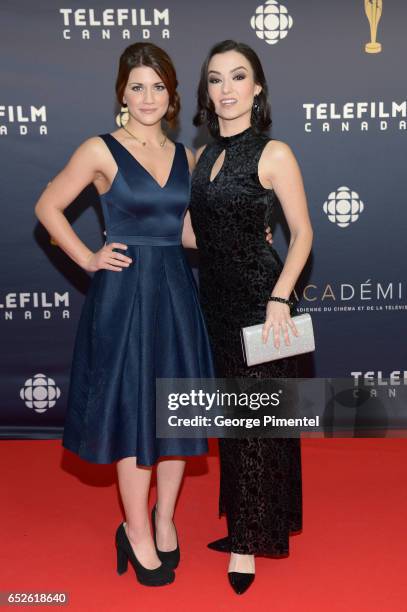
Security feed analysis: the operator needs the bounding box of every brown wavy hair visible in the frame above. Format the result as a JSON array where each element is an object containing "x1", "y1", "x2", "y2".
[
  {"x1": 115, "y1": 42, "x2": 180, "y2": 127},
  {"x1": 193, "y1": 39, "x2": 271, "y2": 138}
]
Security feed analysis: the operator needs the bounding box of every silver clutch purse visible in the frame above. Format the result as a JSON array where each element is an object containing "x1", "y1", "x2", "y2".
[{"x1": 241, "y1": 313, "x2": 315, "y2": 366}]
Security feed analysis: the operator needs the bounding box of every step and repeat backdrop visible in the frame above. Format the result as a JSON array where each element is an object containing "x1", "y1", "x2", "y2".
[{"x1": 1, "y1": 1, "x2": 406, "y2": 436}]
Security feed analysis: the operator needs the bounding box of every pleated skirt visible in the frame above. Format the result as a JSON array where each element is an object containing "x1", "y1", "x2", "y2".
[{"x1": 62, "y1": 245, "x2": 215, "y2": 466}]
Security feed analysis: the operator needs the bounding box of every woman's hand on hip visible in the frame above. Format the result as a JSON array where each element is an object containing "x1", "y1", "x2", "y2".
[
  {"x1": 84, "y1": 243, "x2": 133, "y2": 272},
  {"x1": 265, "y1": 226, "x2": 273, "y2": 244}
]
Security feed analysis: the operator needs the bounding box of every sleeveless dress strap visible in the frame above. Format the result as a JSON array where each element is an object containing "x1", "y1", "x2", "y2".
[
  {"x1": 176, "y1": 142, "x2": 189, "y2": 172},
  {"x1": 98, "y1": 133, "x2": 123, "y2": 166},
  {"x1": 98, "y1": 133, "x2": 146, "y2": 181}
]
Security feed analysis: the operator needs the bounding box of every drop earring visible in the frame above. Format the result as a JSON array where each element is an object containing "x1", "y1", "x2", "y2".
[
  {"x1": 253, "y1": 95, "x2": 260, "y2": 113},
  {"x1": 118, "y1": 102, "x2": 129, "y2": 128}
]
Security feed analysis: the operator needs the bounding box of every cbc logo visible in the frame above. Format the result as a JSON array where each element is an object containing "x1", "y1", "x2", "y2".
[
  {"x1": 250, "y1": 0, "x2": 293, "y2": 45},
  {"x1": 20, "y1": 373, "x2": 61, "y2": 414},
  {"x1": 323, "y1": 186, "x2": 365, "y2": 228}
]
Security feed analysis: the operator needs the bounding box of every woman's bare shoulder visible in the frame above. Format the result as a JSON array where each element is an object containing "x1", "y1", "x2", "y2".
[
  {"x1": 262, "y1": 139, "x2": 294, "y2": 162},
  {"x1": 74, "y1": 135, "x2": 110, "y2": 157}
]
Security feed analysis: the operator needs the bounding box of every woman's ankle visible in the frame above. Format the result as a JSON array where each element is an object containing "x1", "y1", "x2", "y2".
[
  {"x1": 228, "y1": 552, "x2": 256, "y2": 573},
  {"x1": 125, "y1": 520, "x2": 151, "y2": 543},
  {"x1": 155, "y1": 503, "x2": 174, "y2": 523}
]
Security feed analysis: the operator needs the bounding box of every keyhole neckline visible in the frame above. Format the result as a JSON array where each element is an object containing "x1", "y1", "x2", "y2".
[
  {"x1": 209, "y1": 126, "x2": 255, "y2": 183},
  {"x1": 209, "y1": 149, "x2": 226, "y2": 184}
]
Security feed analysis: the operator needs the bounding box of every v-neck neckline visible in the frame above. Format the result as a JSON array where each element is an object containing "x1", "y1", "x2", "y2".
[{"x1": 108, "y1": 133, "x2": 178, "y2": 189}]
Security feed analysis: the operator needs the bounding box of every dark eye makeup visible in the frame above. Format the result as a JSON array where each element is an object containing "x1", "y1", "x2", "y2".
[{"x1": 208, "y1": 73, "x2": 246, "y2": 84}]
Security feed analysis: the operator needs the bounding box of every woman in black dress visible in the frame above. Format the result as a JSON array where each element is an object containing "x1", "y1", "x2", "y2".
[{"x1": 189, "y1": 40, "x2": 313, "y2": 594}]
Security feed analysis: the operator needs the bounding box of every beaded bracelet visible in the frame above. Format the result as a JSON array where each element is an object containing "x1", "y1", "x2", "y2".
[{"x1": 268, "y1": 295, "x2": 295, "y2": 308}]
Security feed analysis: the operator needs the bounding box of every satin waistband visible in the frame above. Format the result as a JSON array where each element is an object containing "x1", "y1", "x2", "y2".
[{"x1": 105, "y1": 234, "x2": 182, "y2": 246}]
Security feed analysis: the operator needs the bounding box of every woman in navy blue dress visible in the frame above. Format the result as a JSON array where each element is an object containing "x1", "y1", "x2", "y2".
[{"x1": 34, "y1": 43, "x2": 215, "y2": 587}]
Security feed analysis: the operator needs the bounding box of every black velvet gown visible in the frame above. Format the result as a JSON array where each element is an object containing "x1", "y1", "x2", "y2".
[{"x1": 189, "y1": 126, "x2": 302, "y2": 556}]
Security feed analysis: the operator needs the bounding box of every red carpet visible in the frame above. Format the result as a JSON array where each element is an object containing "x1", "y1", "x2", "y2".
[{"x1": 1, "y1": 438, "x2": 407, "y2": 611}]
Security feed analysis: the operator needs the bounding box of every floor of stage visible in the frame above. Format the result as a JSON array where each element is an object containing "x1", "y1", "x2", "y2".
[{"x1": 1, "y1": 437, "x2": 407, "y2": 611}]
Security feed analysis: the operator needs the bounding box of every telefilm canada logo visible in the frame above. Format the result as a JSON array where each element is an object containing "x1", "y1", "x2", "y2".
[
  {"x1": 0, "y1": 105, "x2": 48, "y2": 137},
  {"x1": 294, "y1": 280, "x2": 407, "y2": 314},
  {"x1": 0, "y1": 291, "x2": 71, "y2": 321},
  {"x1": 303, "y1": 99, "x2": 407, "y2": 133},
  {"x1": 59, "y1": 7, "x2": 170, "y2": 40},
  {"x1": 351, "y1": 370, "x2": 407, "y2": 399}
]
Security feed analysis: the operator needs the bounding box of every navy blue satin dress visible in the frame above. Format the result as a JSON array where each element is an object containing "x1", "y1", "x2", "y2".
[{"x1": 62, "y1": 134, "x2": 215, "y2": 466}]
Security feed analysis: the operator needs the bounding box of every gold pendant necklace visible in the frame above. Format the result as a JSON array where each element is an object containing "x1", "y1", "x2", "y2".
[{"x1": 121, "y1": 124, "x2": 167, "y2": 148}]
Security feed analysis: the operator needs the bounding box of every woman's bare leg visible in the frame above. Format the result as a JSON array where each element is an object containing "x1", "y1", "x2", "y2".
[
  {"x1": 155, "y1": 459, "x2": 186, "y2": 551},
  {"x1": 116, "y1": 457, "x2": 161, "y2": 569}
]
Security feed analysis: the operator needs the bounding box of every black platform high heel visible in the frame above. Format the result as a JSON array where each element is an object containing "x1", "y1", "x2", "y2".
[
  {"x1": 115, "y1": 522, "x2": 175, "y2": 586},
  {"x1": 151, "y1": 505, "x2": 180, "y2": 569}
]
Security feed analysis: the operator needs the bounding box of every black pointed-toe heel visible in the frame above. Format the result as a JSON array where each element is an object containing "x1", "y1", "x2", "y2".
[
  {"x1": 151, "y1": 505, "x2": 180, "y2": 569},
  {"x1": 228, "y1": 571, "x2": 255, "y2": 595},
  {"x1": 115, "y1": 522, "x2": 175, "y2": 586},
  {"x1": 207, "y1": 536, "x2": 230, "y2": 552}
]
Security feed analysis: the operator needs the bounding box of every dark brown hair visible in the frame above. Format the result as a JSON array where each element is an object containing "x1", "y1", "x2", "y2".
[
  {"x1": 115, "y1": 42, "x2": 180, "y2": 127},
  {"x1": 193, "y1": 39, "x2": 272, "y2": 138}
]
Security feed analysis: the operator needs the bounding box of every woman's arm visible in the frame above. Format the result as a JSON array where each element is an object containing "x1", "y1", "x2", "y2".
[
  {"x1": 259, "y1": 140, "x2": 313, "y2": 346},
  {"x1": 182, "y1": 209, "x2": 197, "y2": 249},
  {"x1": 34, "y1": 137, "x2": 132, "y2": 272}
]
